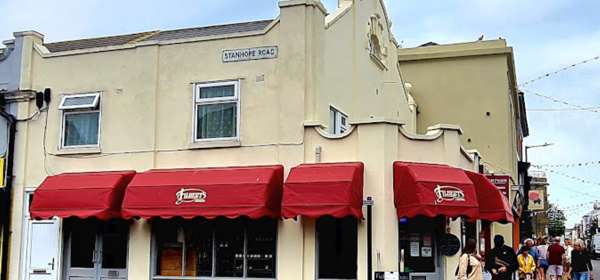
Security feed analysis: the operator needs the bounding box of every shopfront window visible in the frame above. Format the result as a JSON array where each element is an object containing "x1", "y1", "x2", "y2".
[
  {"x1": 153, "y1": 218, "x2": 276, "y2": 279},
  {"x1": 317, "y1": 216, "x2": 357, "y2": 279},
  {"x1": 398, "y1": 217, "x2": 443, "y2": 273}
]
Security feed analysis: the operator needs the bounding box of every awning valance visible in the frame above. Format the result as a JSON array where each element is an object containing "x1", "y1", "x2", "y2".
[
  {"x1": 393, "y1": 162, "x2": 479, "y2": 219},
  {"x1": 282, "y1": 162, "x2": 364, "y2": 219},
  {"x1": 121, "y1": 165, "x2": 284, "y2": 220},
  {"x1": 465, "y1": 171, "x2": 514, "y2": 223},
  {"x1": 30, "y1": 171, "x2": 136, "y2": 220}
]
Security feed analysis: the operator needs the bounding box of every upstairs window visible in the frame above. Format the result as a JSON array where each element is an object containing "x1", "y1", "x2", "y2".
[
  {"x1": 330, "y1": 106, "x2": 349, "y2": 135},
  {"x1": 59, "y1": 92, "x2": 101, "y2": 148},
  {"x1": 194, "y1": 81, "x2": 240, "y2": 141}
]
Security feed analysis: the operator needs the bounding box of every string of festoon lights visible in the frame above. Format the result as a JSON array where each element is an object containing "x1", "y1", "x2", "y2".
[
  {"x1": 519, "y1": 54, "x2": 600, "y2": 87},
  {"x1": 523, "y1": 89, "x2": 600, "y2": 113},
  {"x1": 531, "y1": 165, "x2": 600, "y2": 186},
  {"x1": 536, "y1": 160, "x2": 600, "y2": 168}
]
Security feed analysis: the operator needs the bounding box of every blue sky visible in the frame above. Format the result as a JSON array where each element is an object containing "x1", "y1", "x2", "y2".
[{"x1": 2, "y1": 0, "x2": 599, "y2": 227}]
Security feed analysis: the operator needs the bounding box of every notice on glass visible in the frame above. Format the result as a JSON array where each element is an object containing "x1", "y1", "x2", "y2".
[
  {"x1": 410, "y1": 242, "x2": 420, "y2": 257},
  {"x1": 423, "y1": 235, "x2": 432, "y2": 247},
  {"x1": 421, "y1": 246, "x2": 432, "y2": 257}
]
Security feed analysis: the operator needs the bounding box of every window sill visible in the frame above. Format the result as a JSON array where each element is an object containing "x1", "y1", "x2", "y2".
[
  {"x1": 188, "y1": 139, "x2": 241, "y2": 149},
  {"x1": 55, "y1": 147, "x2": 101, "y2": 155}
]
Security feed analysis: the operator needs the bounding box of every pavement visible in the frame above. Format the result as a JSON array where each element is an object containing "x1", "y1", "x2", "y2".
[{"x1": 593, "y1": 260, "x2": 599, "y2": 280}]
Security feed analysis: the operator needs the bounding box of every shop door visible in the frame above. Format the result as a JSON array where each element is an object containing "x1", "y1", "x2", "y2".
[
  {"x1": 26, "y1": 220, "x2": 60, "y2": 280},
  {"x1": 399, "y1": 217, "x2": 443, "y2": 280},
  {"x1": 65, "y1": 220, "x2": 128, "y2": 280}
]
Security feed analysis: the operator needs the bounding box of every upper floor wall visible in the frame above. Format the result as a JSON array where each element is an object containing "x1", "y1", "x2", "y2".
[
  {"x1": 2, "y1": 0, "x2": 416, "y2": 185},
  {"x1": 397, "y1": 40, "x2": 526, "y2": 179}
]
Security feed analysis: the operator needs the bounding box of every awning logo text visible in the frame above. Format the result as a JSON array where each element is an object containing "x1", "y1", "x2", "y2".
[
  {"x1": 434, "y1": 185, "x2": 465, "y2": 204},
  {"x1": 176, "y1": 188, "x2": 207, "y2": 205}
]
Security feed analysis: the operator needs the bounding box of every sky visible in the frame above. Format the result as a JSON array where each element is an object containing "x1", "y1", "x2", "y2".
[{"x1": 2, "y1": 0, "x2": 599, "y2": 227}]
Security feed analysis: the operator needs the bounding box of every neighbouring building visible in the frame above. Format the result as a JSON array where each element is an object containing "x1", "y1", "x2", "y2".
[
  {"x1": 1, "y1": 1, "x2": 516, "y2": 280},
  {"x1": 397, "y1": 40, "x2": 529, "y2": 248},
  {"x1": 0, "y1": 31, "x2": 33, "y2": 280}
]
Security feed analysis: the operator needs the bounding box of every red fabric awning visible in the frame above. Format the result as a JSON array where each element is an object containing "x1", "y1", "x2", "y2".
[
  {"x1": 393, "y1": 162, "x2": 479, "y2": 219},
  {"x1": 282, "y1": 162, "x2": 364, "y2": 219},
  {"x1": 465, "y1": 171, "x2": 514, "y2": 223},
  {"x1": 30, "y1": 171, "x2": 136, "y2": 220},
  {"x1": 121, "y1": 165, "x2": 284, "y2": 220}
]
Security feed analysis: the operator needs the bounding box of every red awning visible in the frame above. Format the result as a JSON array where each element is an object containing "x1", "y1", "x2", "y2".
[
  {"x1": 393, "y1": 162, "x2": 479, "y2": 219},
  {"x1": 465, "y1": 171, "x2": 514, "y2": 223},
  {"x1": 30, "y1": 171, "x2": 136, "y2": 220},
  {"x1": 282, "y1": 162, "x2": 364, "y2": 219},
  {"x1": 121, "y1": 165, "x2": 284, "y2": 220}
]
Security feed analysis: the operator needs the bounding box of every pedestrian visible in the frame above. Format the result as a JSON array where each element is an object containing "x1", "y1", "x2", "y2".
[
  {"x1": 547, "y1": 236, "x2": 566, "y2": 280},
  {"x1": 564, "y1": 238, "x2": 574, "y2": 280},
  {"x1": 518, "y1": 247, "x2": 536, "y2": 280},
  {"x1": 571, "y1": 239, "x2": 593, "y2": 280},
  {"x1": 457, "y1": 239, "x2": 484, "y2": 280},
  {"x1": 524, "y1": 238, "x2": 539, "y2": 280},
  {"x1": 537, "y1": 237, "x2": 549, "y2": 280},
  {"x1": 485, "y1": 235, "x2": 518, "y2": 280}
]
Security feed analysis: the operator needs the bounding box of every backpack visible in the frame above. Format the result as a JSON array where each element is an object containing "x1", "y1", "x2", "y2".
[{"x1": 455, "y1": 254, "x2": 473, "y2": 277}]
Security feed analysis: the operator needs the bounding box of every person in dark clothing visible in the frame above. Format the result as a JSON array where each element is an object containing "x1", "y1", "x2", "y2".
[
  {"x1": 485, "y1": 235, "x2": 519, "y2": 280},
  {"x1": 571, "y1": 239, "x2": 594, "y2": 280}
]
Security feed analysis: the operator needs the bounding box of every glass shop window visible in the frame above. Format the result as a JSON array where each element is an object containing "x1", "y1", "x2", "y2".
[
  {"x1": 317, "y1": 216, "x2": 358, "y2": 279},
  {"x1": 398, "y1": 216, "x2": 443, "y2": 273},
  {"x1": 153, "y1": 218, "x2": 276, "y2": 279}
]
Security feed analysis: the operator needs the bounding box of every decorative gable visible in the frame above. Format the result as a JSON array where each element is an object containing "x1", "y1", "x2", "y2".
[{"x1": 367, "y1": 14, "x2": 388, "y2": 70}]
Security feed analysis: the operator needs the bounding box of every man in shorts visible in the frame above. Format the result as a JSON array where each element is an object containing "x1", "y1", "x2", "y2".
[{"x1": 547, "y1": 237, "x2": 566, "y2": 280}]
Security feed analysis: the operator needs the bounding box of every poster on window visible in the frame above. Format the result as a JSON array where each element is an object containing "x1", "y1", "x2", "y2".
[
  {"x1": 528, "y1": 190, "x2": 545, "y2": 211},
  {"x1": 421, "y1": 247, "x2": 432, "y2": 257},
  {"x1": 423, "y1": 234, "x2": 432, "y2": 247},
  {"x1": 410, "y1": 242, "x2": 420, "y2": 257}
]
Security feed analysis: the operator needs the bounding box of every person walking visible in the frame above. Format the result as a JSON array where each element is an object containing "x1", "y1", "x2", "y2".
[
  {"x1": 518, "y1": 247, "x2": 536, "y2": 280},
  {"x1": 571, "y1": 239, "x2": 593, "y2": 280},
  {"x1": 537, "y1": 237, "x2": 549, "y2": 280},
  {"x1": 564, "y1": 238, "x2": 574, "y2": 280},
  {"x1": 458, "y1": 239, "x2": 484, "y2": 280},
  {"x1": 485, "y1": 235, "x2": 518, "y2": 280},
  {"x1": 547, "y1": 236, "x2": 566, "y2": 280}
]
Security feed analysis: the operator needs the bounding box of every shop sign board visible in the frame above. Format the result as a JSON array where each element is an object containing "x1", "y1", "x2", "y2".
[
  {"x1": 486, "y1": 175, "x2": 511, "y2": 198},
  {"x1": 374, "y1": 271, "x2": 402, "y2": 280},
  {"x1": 222, "y1": 46, "x2": 278, "y2": 63},
  {"x1": 528, "y1": 190, "x2": 545, "y2": 211},
  {"x1": 175, "y1": 188, "x2": 207, "y2": 205}
]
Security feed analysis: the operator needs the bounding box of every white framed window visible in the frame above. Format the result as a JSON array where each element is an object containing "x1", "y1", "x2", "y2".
[
  {"x1": 59, "y1": 92, "x2": 101, "y2": 148},
  {"x1": 194, "y1": 80, "x2": 240, "y2": 142},
  {"x1": 329, "y1": 106, "x2": 349, "y2": 135}
]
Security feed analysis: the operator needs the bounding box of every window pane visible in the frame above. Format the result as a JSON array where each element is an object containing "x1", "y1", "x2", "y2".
[
  {"x1": 62, "y1": 95, "x2": 97, "y2": 108},
  {"x1": 184, "y1": 221, "x2": 213, "y2": 277},
  {"x1": 155, "y1": 221, "x2": 184, "y2": 277},
  {"x1": 199, "y1": 85, "x2": 235, "y2": 99},
  {"x1": 317, "y1": 217, "x2": 357, "y2": 279},
  {"x1": 64, "y1": 112, "x2": 99, "y2": 146},
  {"x1": 69, "y1": 220, "x2": 98, "y2": 268},
  {"x1": 246, "y1": 219, "x2": 277, "y2": 278},
  {"x1": 215, "y1": 219, "x2": 244, "y2": 277},
  {"x1": 196, "y1": 103, "x2": 237, "y2": 139},
  {"x1": 101, "y1": 221, "x2": 129, "y2": 269}
]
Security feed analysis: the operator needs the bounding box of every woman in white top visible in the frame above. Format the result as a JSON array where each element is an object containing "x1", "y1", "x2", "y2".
[{"x1": 458, "y1": 239, "x2": 484, "y2": 280}]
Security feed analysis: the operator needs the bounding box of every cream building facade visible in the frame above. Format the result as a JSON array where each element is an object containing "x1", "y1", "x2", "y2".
[
  {"x1": 0, "y1": 1, "x2": 518, "y2": 280},
  {"x1": 398, "y1": 40, "x2": 529, "y2": 248}
]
